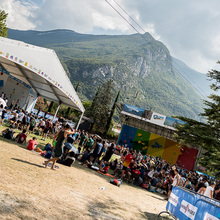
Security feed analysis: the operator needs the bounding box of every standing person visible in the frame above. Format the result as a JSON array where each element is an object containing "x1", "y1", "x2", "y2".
[
  {"x1": 120, "y1": 149, "x2": 133, "y2": 180},
  {"x1": 203, "y1": 182, "x2": 216, "y2": 198},
  {"x1": 15, "y1": 99, "x2": 19, "y2": 108},
  {"x1": 0, "y1": 104, "x2": 3, "y2": 125},
  {"x1": 9, "y1": 99, "x2": 14, "y2": 110},
  {"x1": 78, "y1": 131, "x2": 87, "y2": 153},
  {"x1": 0, "y1": 106, "x2": 7, "y2": 125},
  {"x1": 28, "y1": 115, "x2": 36, "y2": 134},
  {"x1": 1, "y1": 92, "x2": 5, "y2": 99},
  {"x1": 39, "y1": 118, "x2": 46, "y2": 135},
  {"x1": 45, "y1": 124, "x2": 75, "y2": 170},
  {"x1": 17, "y1": 109, "x2": 25, "y2": 129},
  {"x1": 42, "y1": 119, "x2": 53, "y2": 141},
  {"x1": 5, "y1": 97, "x2": 8, "y2": 106},
  {"x1": 90, "y1": 139, "x2": 103, "y2": 164},
  {"x1": 84, "y1": 135, "x2": 94, "y2": 151},
  {"x1": 168, "y1": 169, "x2": 180, "y2": 199},
  {"x1": 101, "y1": 143, "x2": 115, "y2": 162}
]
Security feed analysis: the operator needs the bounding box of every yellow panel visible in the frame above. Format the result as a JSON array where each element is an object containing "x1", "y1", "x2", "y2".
[
  {"x1": 147, "y1": 133, "x2": 166, "y2": 157},
  {"x1": 162, "y1": 139, "x2": 182, "y2": 165}
]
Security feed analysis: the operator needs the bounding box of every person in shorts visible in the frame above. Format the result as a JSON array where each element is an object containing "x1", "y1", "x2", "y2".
[
  {"x1": 42, "y1": 119, "x2": 52, "y2": 141},
  {"x1": 120, "y1": 149, "x2": 133, "y2": 180},
  {"x1": 29, "y1": 115, "x2": 36, "y2": 133}
]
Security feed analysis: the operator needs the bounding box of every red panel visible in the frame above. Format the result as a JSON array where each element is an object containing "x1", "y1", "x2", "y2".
[{"x1": 177, "y1": 145, "x2": 198, "y2": 171}]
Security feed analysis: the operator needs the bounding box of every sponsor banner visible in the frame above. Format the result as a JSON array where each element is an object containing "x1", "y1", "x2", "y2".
[
  {"x1": 168, "y1": 192, "x2": 179, "y2": 207},
  {"x1": 204, "y1": 213, "x2": 219, "y2": 220},
  {"x1": 122, "y1": 103, "x2": 145, "y2": 117},
  {"x1": 150, "y1": 112, "x2": 166, "y2": 125},
  {"x1": 164, "y1": 116, "x2": 185, "y2": 128},
  {"x1": 180, "y1": 200, "x2": 198, "y2": 220}
]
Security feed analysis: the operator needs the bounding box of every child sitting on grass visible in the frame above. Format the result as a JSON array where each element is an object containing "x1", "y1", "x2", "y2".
[
  {"x1": 99, "y1": 161, "x2": 110, "y2": 174},
  {"x1": 27, "y1": 137, "x2": 38, "y2": 151}
]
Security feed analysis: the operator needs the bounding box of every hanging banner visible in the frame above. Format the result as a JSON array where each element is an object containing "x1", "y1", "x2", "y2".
[{"x1": 150, "y1": 112, "x2": 166, "y2": 125}]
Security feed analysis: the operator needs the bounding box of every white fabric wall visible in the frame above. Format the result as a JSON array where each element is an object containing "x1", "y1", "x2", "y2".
[{"x1": 2, "y1": 77, "x2": 30, "y2": 108}]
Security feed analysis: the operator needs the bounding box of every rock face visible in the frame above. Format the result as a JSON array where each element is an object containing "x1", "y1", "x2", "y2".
[{"x1": 7, "y1": 29, "x2": 207, "y2": 120}]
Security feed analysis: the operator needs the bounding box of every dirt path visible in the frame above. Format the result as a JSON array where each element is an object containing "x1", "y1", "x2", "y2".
[{"x1": 0, "y1": 138, "x2": 168, "y2": 219}]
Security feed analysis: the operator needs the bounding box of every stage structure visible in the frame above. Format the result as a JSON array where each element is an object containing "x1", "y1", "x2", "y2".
[
  {"x1": 0, "y1": 37, "x2": 85, "y2": 127},
  {"x1": 118, "y1": 103, "x2": 199, "y2": 170}
]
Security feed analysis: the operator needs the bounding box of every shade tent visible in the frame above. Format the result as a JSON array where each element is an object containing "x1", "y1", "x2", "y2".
[{"x1": 0, "y1": 37, "x2": 85, "y2": 113}]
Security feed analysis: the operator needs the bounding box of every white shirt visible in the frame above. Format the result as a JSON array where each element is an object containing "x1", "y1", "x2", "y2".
[
  {"x1": 172, "y1": 174, "x2": 180, "y2": 187},
  {"x1": 18, "y1": 112, "x2": 24, "y2": 121},
  {"x1": 203, "y1": 186, "x2": 214, "y2": 198},
  {"x1": 148, "y1": 170, "x2": 154, "y2": 178}
]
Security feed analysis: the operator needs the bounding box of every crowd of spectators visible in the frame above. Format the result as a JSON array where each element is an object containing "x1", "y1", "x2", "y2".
[{"x1": 0, "y1": 97, "x2": 219, "y2": 201}]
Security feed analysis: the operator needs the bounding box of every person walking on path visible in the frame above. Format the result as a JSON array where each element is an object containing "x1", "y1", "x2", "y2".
[{"x1": 45, "y1": 124, "x2": 75, "y2": 170}]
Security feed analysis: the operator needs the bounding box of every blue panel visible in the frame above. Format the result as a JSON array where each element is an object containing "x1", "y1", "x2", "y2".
[
  {"x1": 117, "y1": 124, "x2": 137, "y2": 149},
  {"x1": 0, "y1": 80, "x2": 4, "y2": 87},
  {"x1": 166, "y1": 187, "x2": 220, "y2": 220},
  {"x1": 122, "y1": 103, "x2": 145, "y2": 117}
]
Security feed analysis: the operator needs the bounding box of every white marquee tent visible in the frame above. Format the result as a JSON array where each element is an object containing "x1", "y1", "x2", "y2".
[{"x1": 0, "y1": 36, "x2": 85, "y2": 114}]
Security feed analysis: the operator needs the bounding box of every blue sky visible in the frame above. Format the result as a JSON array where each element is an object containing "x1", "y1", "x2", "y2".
[{"x1": 1, "y1": 0, "x2": 220, "y2": 74}]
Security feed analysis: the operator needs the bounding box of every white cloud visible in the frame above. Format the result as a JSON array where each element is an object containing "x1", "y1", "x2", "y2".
[
  {"x1": 0, "y1": 0, "x2": 37, "y2": 30},
  {"x1": 0, "y1": 0, "x2": 220, "y2": 73}
]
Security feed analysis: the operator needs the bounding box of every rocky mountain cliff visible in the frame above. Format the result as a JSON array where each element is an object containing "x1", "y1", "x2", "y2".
[{"x1": 7, "y1": 29, "x2": 208, "y2": 121}]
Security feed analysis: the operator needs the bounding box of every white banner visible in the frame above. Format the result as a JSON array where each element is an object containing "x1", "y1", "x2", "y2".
[
  {"x1": 168, "y1": 192, "x2": 179, "y2": 207},
  {"x1": 204, "y1": 213, "x2": 219, "y2": 220},
  {"x1": 180, "y1": 200, "x2": 198, "y2": 220},
  {"x1": 150, "y1": 112, "x2": 166, "y2": 125}
]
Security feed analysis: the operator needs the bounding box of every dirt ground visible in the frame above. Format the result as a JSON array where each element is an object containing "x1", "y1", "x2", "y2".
[{"x1": 0, "y1": 137, "x2": 169, "y2": 220}]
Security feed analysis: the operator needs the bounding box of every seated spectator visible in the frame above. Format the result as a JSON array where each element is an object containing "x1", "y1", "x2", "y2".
[
  {"x1": 79, "y1": 149, "x2": 91, "y2": 163},
  {"x1": 2, "y1": 127, "x2": 15, "y2": 140},
  {"x1": 109, "y1": 159, "x2": 118, "y2": 170},
  {"x1": 113, "y1": 162, "x2": 123, "y2": 176},
  {"x1": 151, "y1": 173, "x2": 159, "y2": 187},
  {"x1": 184, "y1": 177, "x2": 192, "y2": 189},
  {"x1": 27, "y1": 137, "x2": 38, "y2": 151},
  {"x1": 15, "y1": 129, "x2": 27, "y2": 145},
  {"x1": 99, "y1": 161, "x2": 110, "y2": 174},
  {"x1": 62, "y1": 151, "x2": 76, "y2": 167}
]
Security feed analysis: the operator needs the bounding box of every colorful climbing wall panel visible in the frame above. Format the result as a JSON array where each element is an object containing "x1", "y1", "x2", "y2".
[{"x1": 118, "y1": 124, "x2": 198, "y2": 170}]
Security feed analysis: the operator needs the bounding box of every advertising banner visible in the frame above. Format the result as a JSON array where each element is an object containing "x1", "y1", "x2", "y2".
[
  {"x1": 165, "y1": 187, "x2": 220, "y2": 220},
  {"x1": 122, "y1": 104, "x2": 145, "y2": 117},
  {"x1": 164, "y1": 116, "x2": 185, "y2": 128},
  {"x1": 150, "y1": 112, "x2": 166, "y2": 125}
]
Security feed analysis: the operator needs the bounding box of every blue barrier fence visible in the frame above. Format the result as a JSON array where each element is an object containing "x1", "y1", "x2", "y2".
[{"x1": 164, "y1": 186, "x2": 220, "y2": 220}]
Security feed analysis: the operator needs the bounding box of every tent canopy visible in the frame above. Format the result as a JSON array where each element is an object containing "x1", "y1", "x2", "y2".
[{"x1": 0, "y1": 37, "x2": 85, "y2": 113}]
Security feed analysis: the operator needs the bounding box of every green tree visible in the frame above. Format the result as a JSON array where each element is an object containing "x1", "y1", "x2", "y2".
[
  {"x1": 94, "y1": 79, "x2": 114, "y2": 133},
  {"x1": 0, "y1": 10, "x2": 8, "y2": 37},
  {"x1": 174, "y1": 61, "x2": 220, "y2": 177},
  {"x1": 104, "y1": 90, "x2": 120, "y2": 135}
]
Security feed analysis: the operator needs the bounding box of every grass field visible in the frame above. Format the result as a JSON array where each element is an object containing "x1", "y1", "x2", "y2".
[{"x1": 0, "y1": 125, "x2": 170, "y2": 220}]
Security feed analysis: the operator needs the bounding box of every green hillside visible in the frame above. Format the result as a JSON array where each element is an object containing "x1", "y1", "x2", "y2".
[{"x1": 7, "y1": 29, "x2": 206, "y2": 120}]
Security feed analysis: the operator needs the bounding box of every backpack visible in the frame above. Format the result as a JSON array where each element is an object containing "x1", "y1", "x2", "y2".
[
  {"x1": 4, "y1": 129, "x2": 13, "y2": 139},
  {"x1": 30, "y1": 118, "x2": 36, "y2": 127},
  {"x1": 44, "y1": 143, "x2": 52, "y2": 151},
  {"x1": 110, "y1": 179, "x2": 122, "y2": 187}
]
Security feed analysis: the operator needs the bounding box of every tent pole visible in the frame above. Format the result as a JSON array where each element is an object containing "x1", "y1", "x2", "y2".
[
  {"x1": 76, "y1": 112, "x2": 84, "y2": 130},
  {"x1": 53, "y1": 104, "x2": 60, "y2": 122}
]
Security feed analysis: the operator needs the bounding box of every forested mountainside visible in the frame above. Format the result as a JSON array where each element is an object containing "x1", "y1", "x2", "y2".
[{"x1": 8, "y1": 29, "x2": 208, "y2": 120}]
